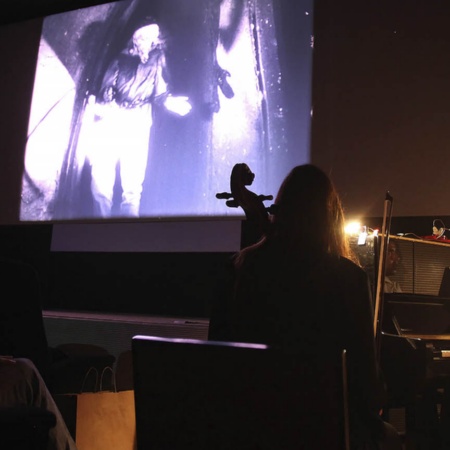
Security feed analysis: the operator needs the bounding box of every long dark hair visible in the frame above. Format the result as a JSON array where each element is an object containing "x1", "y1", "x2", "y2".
[{"x1": 237, "y1": 164, "x2": 358, "y2": 264}]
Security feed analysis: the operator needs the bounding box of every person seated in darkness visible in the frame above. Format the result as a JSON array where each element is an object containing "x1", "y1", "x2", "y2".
[
  {"x1": 384, "y1": 240, "x2": 402, "y2": 293},
  {"x1": 209, "y1": 164, "x2": 402, "y2": 450},
  {"x1": 0, "y1": 356, "x2": 77, "y2": 450}
]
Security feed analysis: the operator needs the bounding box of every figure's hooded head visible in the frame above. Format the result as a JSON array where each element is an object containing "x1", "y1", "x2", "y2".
[{"x1": 130, "y1": 22, "x2": 160, "y2": 64}]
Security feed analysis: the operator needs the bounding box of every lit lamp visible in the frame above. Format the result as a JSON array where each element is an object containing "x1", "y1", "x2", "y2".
[{"x1": 345, "y1": 221, "x2": 379, "y2": 246}]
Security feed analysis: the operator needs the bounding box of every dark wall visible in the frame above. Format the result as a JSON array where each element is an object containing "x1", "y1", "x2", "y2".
[
  {"x1": 0, "y1": 0, "x2": 111, "y2": 25},
  {"x1": 0, "y1": 224, "x2": 234, "y2": 317},
  {"x1": 0, "y1": 215, "x2": 447, "y2": 318},
  {"x1": 311, "y1": 0, "x2": 450, "y2": 218}
]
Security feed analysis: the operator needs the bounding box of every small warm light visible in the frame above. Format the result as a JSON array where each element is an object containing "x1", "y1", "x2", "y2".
[
  {"x1": 345, "y1": 221, "x2": 378, "y2": 246},
  {"x1": 345, "y1": 221, "x2": 362, "y2": 235}
]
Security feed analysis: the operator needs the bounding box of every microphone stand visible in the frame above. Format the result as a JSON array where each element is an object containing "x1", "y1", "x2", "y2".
[{"x1": 373, "y1": 192, "x2": 394, "y2": 360}]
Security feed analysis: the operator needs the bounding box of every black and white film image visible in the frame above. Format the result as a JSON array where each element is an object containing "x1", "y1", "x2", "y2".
[{"x1": 20, "y1": 0, "x2": 313, "y2": 221}]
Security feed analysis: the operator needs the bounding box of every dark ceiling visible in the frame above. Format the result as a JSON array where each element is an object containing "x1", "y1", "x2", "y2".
[{"x1": 0, "y1": 0, "x2": 113, "y2": 25}]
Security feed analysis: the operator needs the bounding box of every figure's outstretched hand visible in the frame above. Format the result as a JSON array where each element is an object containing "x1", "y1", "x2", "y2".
[{"x1": 164, "y1": 95, "x2": 192, "y2": 116}]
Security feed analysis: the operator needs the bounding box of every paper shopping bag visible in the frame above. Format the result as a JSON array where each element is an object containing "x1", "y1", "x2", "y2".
[{"x1": 76, "y1": 390, "x2": 136, "y2": 450}]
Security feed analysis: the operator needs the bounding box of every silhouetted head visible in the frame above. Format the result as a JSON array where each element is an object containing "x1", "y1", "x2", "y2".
[
  {"x1": 386, "y1": 240, "x2": 401, "y2": 276},
  {"x1": 270, "y1": 164, "x2": 354, "y2": 260}
]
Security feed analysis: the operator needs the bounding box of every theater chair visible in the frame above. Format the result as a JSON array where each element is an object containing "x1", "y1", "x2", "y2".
[{"x1": 132, "y1": 335, "x2": 350, "y2": 450}]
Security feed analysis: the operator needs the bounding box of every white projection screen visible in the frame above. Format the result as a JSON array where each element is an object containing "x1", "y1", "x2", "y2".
[{"x1": 17, "y1": 0, "x2": 314, "y2": 223}]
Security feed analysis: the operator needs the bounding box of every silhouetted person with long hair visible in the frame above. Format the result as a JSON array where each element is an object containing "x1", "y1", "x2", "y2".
[{"x1": 209, "y1": 164, "x2": 402, "y2": 450}]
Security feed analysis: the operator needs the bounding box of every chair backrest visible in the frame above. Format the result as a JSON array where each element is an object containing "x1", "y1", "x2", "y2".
[{"x1": 132, "y1": 335, "x2": 349, "y2": 450}]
